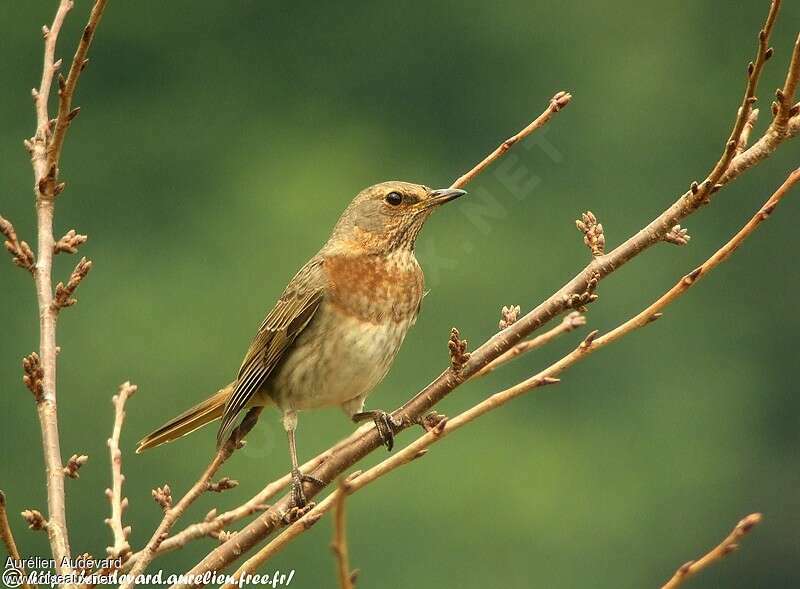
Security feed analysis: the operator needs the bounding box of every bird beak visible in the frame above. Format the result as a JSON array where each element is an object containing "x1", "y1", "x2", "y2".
[{"x1": 426, "y1": 187, "x2": 467, "y2": 207}]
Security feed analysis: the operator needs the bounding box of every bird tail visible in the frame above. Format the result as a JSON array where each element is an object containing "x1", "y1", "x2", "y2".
[{"x1": 136, "y1": 383, "x2": 234, "y2": 454}]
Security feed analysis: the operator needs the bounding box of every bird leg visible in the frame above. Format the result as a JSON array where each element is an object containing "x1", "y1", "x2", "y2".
[
  {"x1": 283, "y1": 411, "x2": 323, "y2": 509},
  {"x1": 352, "y1": 410, "x2": 403, "y2": 451}
]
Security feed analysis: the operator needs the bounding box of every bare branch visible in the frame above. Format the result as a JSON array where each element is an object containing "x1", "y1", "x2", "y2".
[
  {"x1": 218, "y1": 169, "x2": 796, "y2": 579},
  {"x1": 773, "y1": 33, "x2": 800, "y2": 129},
  {"x1": 25, "y1": 1, "x2": 110, "y2": 579},
  {"x1": 472, "y1": 311, "x2": 585, "y2": 379},
  {"x1": 46, "y1": 0, "x2": 109, "y2": 184},
  {"x1": 0, "y1": 491, "x2": 34, "y2": 589},
  {"x1": 0, "y1": 216, "x2": 35, "y2": 273},
  {"x1": 182, "y1": 164, "x2": 799, "y2": 586},
  {"x1": 660, "y1": 513, "x2": 762, "y2": 589},
  {"x1": 105, "y1": 382, "x2": 137, "y2": 562},
  {"x1": 121, "y1": 409, "x2": 263, "y2": 587},
  {"x1": 449, "y1": 91, "x2": 571, "y2": 189},
  {"x1": 331, "y1": 479, "x2": 357, "y2": 589}
]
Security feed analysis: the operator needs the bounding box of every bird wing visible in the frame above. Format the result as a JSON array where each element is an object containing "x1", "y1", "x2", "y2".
[{"x1": 216, "y1": 258, "x2": 326, "y2": 446}]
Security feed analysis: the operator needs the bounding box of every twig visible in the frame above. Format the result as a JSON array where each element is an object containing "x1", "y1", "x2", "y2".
[
  {"x1": 331, "y1": 479, "x2": 357, "y2": 589},
  {"x1": 105, "y1": 382, "x2": 136, "y2": 562},
  {"x1": 773, "y1": 33, "x2": 800, "y2": 129},
  {"x1": 46, "y1": 0, "x2": 109, "y2": 178},
  {"x1": 121, "y1": 451, "x2": 331, "y2": 572},
  {"x1": 28, "y1": 0, "x2": 78, "y2": 578},
  {"x1": 0, "y1": 491, "x2": 34, "y2": 589},
  {"x1": 23, "y1": 2, "x2": 109, "y2": 583},
  {"x1": 121, "y1": 409, "x2": 262, "y2": 588},
  {"x1": 660, "y1": 514, "x2": 763, "y2": 589},
  {"x1": 450, "y1": 91, "x2": 571, "y2": 190},
  {"x1": 472, "y1": 311, "x2": 585, "y2": 379},
  {"x1": 220, "y1": 168, "x2": 798, "y2": 580}
]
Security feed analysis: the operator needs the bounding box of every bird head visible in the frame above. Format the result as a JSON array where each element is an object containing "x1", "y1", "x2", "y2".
[{"x1": 326, "y1": 181, "x2": 466, "y2": 254}]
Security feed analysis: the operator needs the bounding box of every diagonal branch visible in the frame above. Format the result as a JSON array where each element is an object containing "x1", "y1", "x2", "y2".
[
  {"x1": 120, "y1": 409, "x2": 263, "y2": 588},
  {"x1": 472, "y1": 310, "x2": 585, "y2": 379},
  {"x1": 0, "y1": 491, "x2": 35, "y2": 589},
  {"x1": 220, "y1": 167, "x2": 799, "y2": 581},
  {"x1": 450, "y1": 91, "x2": 571, "y2": 190},
  {"x1": 181, "y1": 12, "x2": 795, "y2": 580},
  {"x1": 660, "y1": 513, "x2": 762, "y2": 589}
]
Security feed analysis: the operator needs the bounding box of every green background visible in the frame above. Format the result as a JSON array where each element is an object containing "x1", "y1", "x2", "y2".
[{"x1": 2, "y1": 1, "x2": 799, "y2": 587}]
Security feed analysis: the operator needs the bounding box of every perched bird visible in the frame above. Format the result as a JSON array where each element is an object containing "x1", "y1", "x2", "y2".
[{"x1": 136, "y1": 181, "x2": 465, "y2": 506}]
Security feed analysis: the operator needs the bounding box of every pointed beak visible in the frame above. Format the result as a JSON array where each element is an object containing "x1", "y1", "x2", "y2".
[{"x1": 426, "y1": 187, "x2": 467, "y2": 207}]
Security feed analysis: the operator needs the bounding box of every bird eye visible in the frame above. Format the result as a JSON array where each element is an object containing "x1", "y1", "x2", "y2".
[{"x1": 385, "y1": 191, "x2": 403, "y2": 206}]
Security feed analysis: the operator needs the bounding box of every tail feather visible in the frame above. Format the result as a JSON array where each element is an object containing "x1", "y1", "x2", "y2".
[{"x1": 136, "y1": 383, "x2": 233, "y2": 454}]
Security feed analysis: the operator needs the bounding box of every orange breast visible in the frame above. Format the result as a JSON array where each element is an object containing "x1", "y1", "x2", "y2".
[{"x1": 323, "y1": 251, "x2": 424, "y2": 324}]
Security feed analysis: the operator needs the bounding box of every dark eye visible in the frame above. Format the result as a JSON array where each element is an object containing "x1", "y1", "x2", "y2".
[{"x1": 385, "y1": 191, "x2": 403, "y2": 206}]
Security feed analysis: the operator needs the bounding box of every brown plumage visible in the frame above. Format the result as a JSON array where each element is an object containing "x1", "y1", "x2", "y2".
[{"x1": 136, "y1": 181, "x2": 465, "y2": 506}]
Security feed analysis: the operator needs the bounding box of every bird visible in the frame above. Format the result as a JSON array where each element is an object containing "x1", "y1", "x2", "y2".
[{"x1": 136, "y1": 181, "x2": 466, "y2": 507}]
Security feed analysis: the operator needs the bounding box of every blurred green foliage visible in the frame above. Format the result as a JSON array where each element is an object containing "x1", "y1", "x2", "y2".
[{"x1": 1, "y1": 1, "x2": 799, "y2": 587}]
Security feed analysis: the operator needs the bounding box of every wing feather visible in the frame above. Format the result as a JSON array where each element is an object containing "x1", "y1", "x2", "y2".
[{"x1": 216, "y1": 259, "x2": 325, "y2": 446}]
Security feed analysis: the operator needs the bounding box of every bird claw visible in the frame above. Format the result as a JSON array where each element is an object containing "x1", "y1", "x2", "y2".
[
  {"x1": 352, "y1": 410, "x2": 402, "y2": 451},
  {"x1": 290, "y1": 467, "x2": 323, "y2": 509}
]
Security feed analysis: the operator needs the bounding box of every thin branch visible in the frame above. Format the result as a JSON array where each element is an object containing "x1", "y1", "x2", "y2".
[
  {"x1": 773, "y1": 33, "x2": 800, "y2": 129},
  {"x1": 46, "y1": 0, "x2": 109, "y2": 176},
  {"x1": 331, "y1": 479, "x2": 357, "y2": 589},
  {"x1": 0, "y1": 491, "x2": 35, "y2": 589},
  {"x1": 471, "y1": 311, "x2": 586, "y2": 379},
  {"x1": 660, "y1": 513, "x2": 763, "y2": 589},
  {"x1": 121, "y1": 451, "x2": 332, "y2": 572},
  {"x1": 28, "y1": 1, "x2": 78, "y2": 578},
  {"x1": 121, "y1": 409, "x2": 263, "y2": 587},
  {"x1": 449, "y1": 91, "x2": 571, "y2": 189},
  {"x1": 221, "y1": 168, "x2": 798, "y2": 580},
  {"x1": 105, "y1": 382, "x2": 136, "y2": 562}
]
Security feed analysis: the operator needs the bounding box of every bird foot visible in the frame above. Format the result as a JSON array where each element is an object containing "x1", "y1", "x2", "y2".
[
  {"x1": 290, "y1": 467, "x2": 324, "y2": 509},
  {"x1": 352, "y1": 410, "x2": 402, "y2": 451}
]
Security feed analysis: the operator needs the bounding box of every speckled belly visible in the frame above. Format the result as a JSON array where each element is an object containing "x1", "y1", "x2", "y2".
[{"x1": 261, "y1": 300, "x2": 415, "y2": 411}]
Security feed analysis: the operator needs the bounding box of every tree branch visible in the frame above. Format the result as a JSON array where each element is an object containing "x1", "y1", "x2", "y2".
[
  {"x1": 660, "y1": 513, "x2": 762, "y2": 589},
  {"x1": 218, "y1": 166, "x2": 799, "y2": 581},
  {"x1": 0, "y1": 491, "x2": 35, "y2": 589},
  {"x1": 120, "y1": 409, "x2": 262, "y2": 588},
  {"x1": 449, "y1": 91, "x2": 571, "y2": 189},
  {"x1": 20, "y1": 1, "x2": 110, "y2": 583},
  {"x1": 105, "y1": 382, "x2": 136, "y2": 563},
  {"x1": 178, "y1": 7, "x2": 797, "y2": 575},
  {"x1": 331, "y1": 480, "x2": 357, "y2": 589}
]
